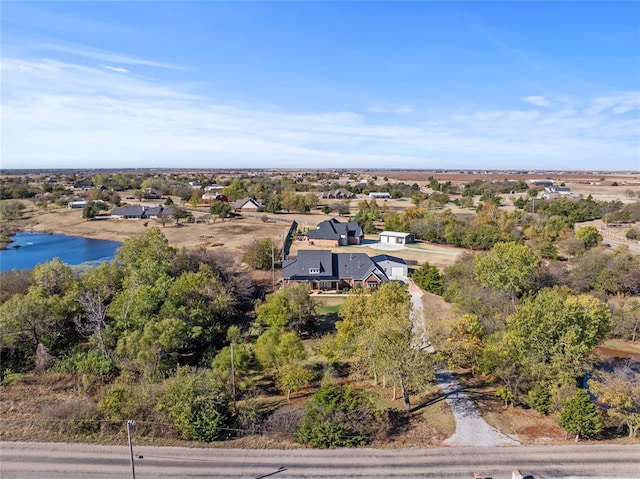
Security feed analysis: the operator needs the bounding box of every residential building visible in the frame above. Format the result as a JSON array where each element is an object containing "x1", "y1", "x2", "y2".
[
  {"x1": 231, "y1": 197, "x2": 262, "y2": 211},
  {"x1": 307, "y1": 218, "x2": 364, "y2": 246},
  {"x1": 542, "y1": 185, "x2": 572, "y2": 199},
  {"x1": 322, "y1": 188, "x2": 355, "y2": 199},
  {"x1": 110, "y1": 205, "x2": 174, "y2": 220},
  {"x1": 144, "y1": 188, "x2": 164, "y2": 199},
  {"x1": 282, "y1": 250, "x2": 388, "y2": 291}
]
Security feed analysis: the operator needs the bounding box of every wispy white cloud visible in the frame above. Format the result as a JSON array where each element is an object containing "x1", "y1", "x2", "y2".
[
  {"x1": 522, "y1": 95, "x2": 552, "y2": 107},
  {"x1": 34, "y1": 42, "x2": 187, "y2": 71},
  {"x1": 1, "y1": 57, "x2": 638, "y2": 170},
  {"x1": 101, "y1": 65, "x2": 130, "y2": 74}
]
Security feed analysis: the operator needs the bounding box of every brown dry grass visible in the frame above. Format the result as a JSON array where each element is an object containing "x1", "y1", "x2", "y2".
[{"x1": 9, "y1": 200, "x2": 292, "y2": 257}]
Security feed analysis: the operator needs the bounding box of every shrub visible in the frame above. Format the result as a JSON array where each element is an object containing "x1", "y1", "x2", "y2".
[
  {"x1": 525, "y1": 384, "x2": 552, "y2": 414},
  {"x1": 156, "y1": 368, "x2": 233, "y2": 442},
  {"x1": 54, "y1": 351, "x2": 118, "y2": 382},
  {"x1": 558, "y1": 388, "x2": 603, "y2": 441},
  {"x1": 412, "y1": 262, "x2": 443, "y2": 295},
  {"x1": 294, "y1": 382, "x2": 382, "y2": 448}
]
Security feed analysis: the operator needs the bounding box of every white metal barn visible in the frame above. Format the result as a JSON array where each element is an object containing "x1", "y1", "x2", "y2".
[{"x1": 379, "y1": 231, "x2": 415, "y2": 245}]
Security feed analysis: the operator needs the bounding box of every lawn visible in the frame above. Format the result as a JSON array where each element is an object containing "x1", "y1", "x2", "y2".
[{"x1": 313, "y1": 295, "x2": 346, "y2": 315}]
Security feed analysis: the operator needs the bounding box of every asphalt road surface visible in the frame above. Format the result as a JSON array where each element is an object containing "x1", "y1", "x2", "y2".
[{"x1": 2, "y1": 441, "x2": 639, "y2": 479}]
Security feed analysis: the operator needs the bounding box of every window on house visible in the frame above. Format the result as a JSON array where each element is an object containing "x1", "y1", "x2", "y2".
[
  {"x1": 309, "y1": 268, "x2": 320, "y2": 274},
  {"x1": 367, "y1": 281, "x2": 378, "y2": 288}
]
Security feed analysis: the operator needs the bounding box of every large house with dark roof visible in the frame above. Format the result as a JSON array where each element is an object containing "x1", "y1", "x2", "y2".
[
  {"x1": 282, "y1": 250, "x2": 389, "y2": 291},
  {"x1": 110, "y1": 205, "x2": 174, "y2": 220},
  {"x1": 306, "y1": 218, "x2": 364, "y2": 247}
]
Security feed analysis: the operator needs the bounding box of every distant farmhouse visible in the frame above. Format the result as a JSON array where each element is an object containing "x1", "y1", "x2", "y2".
[
  {"x1": 542, "y1": 185, "x2": 571, "y2": 199},
  {"x1": 282, "y1": 250, "x2": 394, "y2": 291},
  {"x1": 307, "y1": 218, "x2": 364, "y2": 247},
  {"x1": 529, "y1": 179, "x2": 554, "y2": 186},
  {"x1": 231, "y1": 197, "x2": 262, "y2": 212},
  {"x1": 144, "y1": 187, "x2": 164, "y2": 199},
  {"x1": 110, "y1": 205, "x2": 174, "y2": 220},
  {"x1": 322, "y1": 188, "x2": 355, "y2": 199},
  {"x1": 379, "y1": 231, "x2": 415, "y2": 245}
]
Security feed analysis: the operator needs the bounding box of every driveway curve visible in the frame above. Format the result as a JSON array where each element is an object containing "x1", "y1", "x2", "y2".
[{"x1": 407, "y1": 280, "x2": 519, "y2": 447}]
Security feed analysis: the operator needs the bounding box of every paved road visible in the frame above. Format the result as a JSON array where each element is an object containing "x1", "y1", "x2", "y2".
[{"x1": 2, "y1": 441, "x2": 639, "y2": 479}]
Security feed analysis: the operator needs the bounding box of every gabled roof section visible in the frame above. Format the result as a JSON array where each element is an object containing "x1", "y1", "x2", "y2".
[
  {"x1": 307, "y1": 218, "x2": 363, "y2": 240},
  {"x1": 110, "y1": 206, "x2": 145, "y2": 217},
  {"x1": 282, "y1": 250, "x2": 335, "y2": 280},
  {"x1": 371, "y1": 254, "x2": 407, "y2": 265},
  {"x1": 231, "y1": 197, "x2": 262, "y2": 209},
  {"x1": 336, "y1": 252, "x2": 387, "y2": 281}
]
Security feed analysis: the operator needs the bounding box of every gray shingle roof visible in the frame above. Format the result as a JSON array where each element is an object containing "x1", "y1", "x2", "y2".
[
  {"x1": 283, "y1": 250, "x2": 387, "y2": 282},
  {"x1": 307, "y1": 219, "x2": 363, "y2": 241}
]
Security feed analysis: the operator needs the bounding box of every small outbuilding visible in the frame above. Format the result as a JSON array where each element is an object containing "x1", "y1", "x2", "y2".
[
  {"x1": 379, "y1": 231, "x2": 415, "y2": 245},
  {"x1": 369, "y1": 192, "x2": 391, "y2": 199}
]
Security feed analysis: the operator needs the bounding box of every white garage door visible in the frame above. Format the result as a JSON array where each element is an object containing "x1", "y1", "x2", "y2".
[{"x1": 391, "y1": 267, "x2": 404, "y2": 277}]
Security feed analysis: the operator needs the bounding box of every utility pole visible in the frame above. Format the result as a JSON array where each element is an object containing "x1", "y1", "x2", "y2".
[
  {"x1": 126, "y1": 420, "x2": 136, "y2": 479},
  {"x1": 230, "y1": 342, "x2": 236, "y2": 399},
  {"x1": 271, "y1": 244, "x2": 275, "y2": 290}
]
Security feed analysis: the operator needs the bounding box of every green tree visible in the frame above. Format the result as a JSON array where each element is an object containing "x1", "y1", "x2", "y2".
[
  {"x1": 254, "y1": 328, "x2": 306, "y2": 369},
  {"x1": 82, "y1": 201, "x2": 108, "y2": 220},
  {"x1": 210, "y1": 201, "x2": 231, "y2": 221},
  {"x1": 211, "y1": 342, "x2": 254, "y2": 394},
  {"x1": 172, "y1": 207, "x2": 192, "y2": 225},
  {"x1": 255, "y1": 284, "x2": 316, "y2": 334},
  {"x1": 0, "y1": 260, "x2": 81, "y2": 370},
  {"x1": 221, "y1": 179, "x2": 247, "y2": 202},
  {"x1": 244, "y1": 237, "x2": 278, "y2": 270},
  {"x1": 412, "y1": 262, "x2": 443, "y2": 295},
  {"x1": 110, "y1": 228, "x2": 175, "y2": 333},
  {"x1": 277, "y1": 362, "x2": 315, "y2": 401},
  {"x1": 157, "y1": 368, "x2": 232, "y2": 442},
  {"x1": 280, "y1": 190, "x2": 297, "y2": 213},
  {"x1": 484, "y1": 287, "x2": 611, "y2": 409},
  {"x1": 474, "y1": 241, "x2": 539, "y2": 299},
  {"x1": 116, "y1": 317, "x2": 187, "y2": 375},
  {"x1": 334, "y1": 282, "x2": 434, "y2": 410},
  {"x1": 575, "y1": 225, "x2": 601, "y2": 249},
  {"x1": 159, "y1": 264, "x2": 234, "y2": 358},
  {"x1": 0, "y1": 201, "x2": 26, "y2": 220},
  {"x1": 558, "y1": 388, "x2": 603, "y2": 441},
  {"x1": 294, "y1": 382, "x2": 382, "y2": 448}
]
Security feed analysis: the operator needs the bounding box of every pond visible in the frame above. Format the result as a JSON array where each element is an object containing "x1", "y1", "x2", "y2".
[{"x1": 0, "y1": 232, "x2": 122, "y2": 272}]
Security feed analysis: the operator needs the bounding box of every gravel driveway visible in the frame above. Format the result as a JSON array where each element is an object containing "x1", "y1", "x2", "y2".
[
  {"x1": 407, "y1": 280, "x2": 520, "y2": 447},
  {"x1": 436, "y1": 369, "x2": 520, "y2": 447}
]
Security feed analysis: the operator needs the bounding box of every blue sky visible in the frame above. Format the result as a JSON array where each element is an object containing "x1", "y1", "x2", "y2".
[{"x1": 2, "y1": 1, "x2": 639, "y2": 170}]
